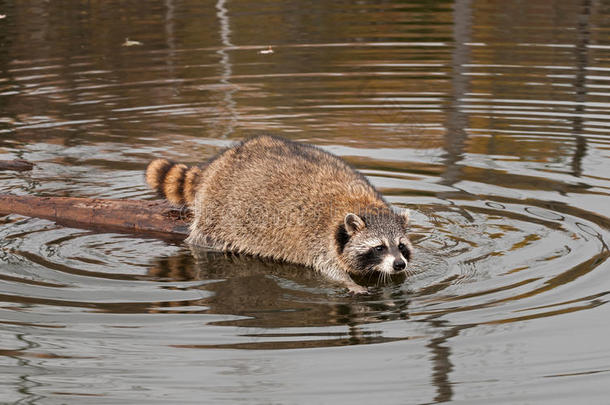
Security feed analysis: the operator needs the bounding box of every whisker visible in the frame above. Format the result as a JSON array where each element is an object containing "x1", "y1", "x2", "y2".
[{"x1": 365, "y1": 268, "x2": 375, "y2": 285}]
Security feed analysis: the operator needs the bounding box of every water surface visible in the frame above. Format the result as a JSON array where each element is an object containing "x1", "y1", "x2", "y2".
[{"x1": 1, "y1": 1, "x2": 609, "y2": 404}]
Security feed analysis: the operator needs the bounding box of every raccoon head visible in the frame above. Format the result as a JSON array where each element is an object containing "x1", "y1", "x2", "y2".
[{"x1": 335, "y1": 208, "x2": 412, "y2": 277}]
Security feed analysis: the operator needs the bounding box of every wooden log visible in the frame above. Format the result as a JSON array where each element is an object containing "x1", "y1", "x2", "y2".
[
  {"x1": 0, "y1": 159, "x2": 35, "y2": 171},
  {"x1": 0, "y1": 194, "x2": 190, "y2": 239}
]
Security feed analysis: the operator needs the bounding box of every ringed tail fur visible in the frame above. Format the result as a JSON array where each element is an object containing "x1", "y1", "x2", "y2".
[{"x1": 145, "y1": 158, "x2": 202, "y2": 205}]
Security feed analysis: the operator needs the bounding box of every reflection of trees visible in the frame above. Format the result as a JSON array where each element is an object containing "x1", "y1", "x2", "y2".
[
  {"x1": 428, "y1": 1, "x2": 475, "y2": 400},
  {"x1": 572, "y1": 0, "x2": 591, "y2": 178},
  {"x1": 441, "y1": 0, "x2": 471, "y2": 188},
  {"x1": 457, "y1": 0, "x2": 602, "y2": 175},
  {"x1": 436, "y1": 1, "x2": 601, "y2": 398},
  {"x1": 214, "y1": 0, "x2": 238, "y2": 138},
  {"x1": 426, "y1": 320, "x2": 474, "y2": 403}
]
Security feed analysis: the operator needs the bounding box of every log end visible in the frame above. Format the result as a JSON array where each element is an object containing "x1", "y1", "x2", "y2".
[{"x1": 0, "y1": 159, "x2": 35, "y2": 172}]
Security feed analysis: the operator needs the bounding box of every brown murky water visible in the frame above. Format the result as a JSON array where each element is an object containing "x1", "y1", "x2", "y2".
[{"x1": 1, "y1": 1, "x2": 610, "y2": 403}]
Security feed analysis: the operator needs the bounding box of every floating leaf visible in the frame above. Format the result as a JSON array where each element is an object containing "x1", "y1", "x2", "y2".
[
  {"x1": 122, "y1": 38, "x2": 143, "y2": 47},
  {"x1": 258, "y1": 45, "x2": 274, "y2": 55}
]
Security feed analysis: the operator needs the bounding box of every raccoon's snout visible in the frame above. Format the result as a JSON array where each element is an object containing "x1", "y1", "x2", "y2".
[{"x1": 393, "y1": 258, "x2": 406, "y2": 272}]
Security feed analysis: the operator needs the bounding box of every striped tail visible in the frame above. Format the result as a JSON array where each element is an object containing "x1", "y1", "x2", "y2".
[{"x1": 145, "y1": 158, "x2": 202, "y2": 205}]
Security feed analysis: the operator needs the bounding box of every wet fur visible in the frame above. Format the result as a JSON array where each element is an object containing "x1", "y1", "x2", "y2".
[{"x1": 146, "y1": 135, "x2": 412, "y2": 292}]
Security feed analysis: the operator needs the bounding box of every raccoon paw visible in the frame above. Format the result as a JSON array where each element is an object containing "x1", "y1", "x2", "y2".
[{"x1": 348, "y1": 284, "x2": 370, "y2": 295}]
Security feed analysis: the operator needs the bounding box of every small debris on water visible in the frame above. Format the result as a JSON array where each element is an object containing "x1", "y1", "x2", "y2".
[
  {"x1": 122, "y1": 38, "x2": 143, "y2": 47},
  {"x1": 258, "y1": 45, "x2": 274, "y2": 55},
  {"x1": 0, "y1": 14, "x2": 7, "y2": 19}
]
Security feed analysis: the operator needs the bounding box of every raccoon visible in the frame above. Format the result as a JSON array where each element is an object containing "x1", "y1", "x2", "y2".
[{"x1": 146, "y1": 135, "x2": 412, "y2": 294}]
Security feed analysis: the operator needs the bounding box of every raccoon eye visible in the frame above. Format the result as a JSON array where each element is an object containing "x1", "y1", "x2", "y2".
[
  {"x1": 398, "y1": 243, "x2": 411, "y2": 260},
  {"x1": 374, "y1": 245, "x2": 385, "y2": 252}
]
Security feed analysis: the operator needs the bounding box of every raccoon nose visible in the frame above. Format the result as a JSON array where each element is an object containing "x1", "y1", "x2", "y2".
[{"x1": 393, "y1": 259, "x2": 406, "y2": 271}]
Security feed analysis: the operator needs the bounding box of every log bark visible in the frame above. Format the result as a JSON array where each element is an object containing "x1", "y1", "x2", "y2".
[
  {"x1": 0, "y1": 194, "x2": 190, "y2": 239},
  {"x1": 0, "y1": 159, "x2": 35, "y2": 171}
]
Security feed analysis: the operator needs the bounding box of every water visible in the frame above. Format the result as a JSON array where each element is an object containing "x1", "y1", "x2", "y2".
[{"x1": 1, "y1": 0, "x2": 609, "y2": 403}]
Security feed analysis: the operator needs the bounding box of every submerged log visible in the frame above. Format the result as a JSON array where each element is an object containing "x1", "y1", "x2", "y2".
[
  {"x1": 0, "y1": 194, "x2": 190, "y2": 239},
  {"x1": 0, "y1": 159, "x2": 35, "y2": 171}
]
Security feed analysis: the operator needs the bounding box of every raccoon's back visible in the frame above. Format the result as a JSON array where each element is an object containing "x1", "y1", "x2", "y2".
[
  {"x1": 190, "y1": 135, "x2": 386, "y2": 263},
  {"x1": 200, "y1": 135, "x2": 382, "y2": 216}
]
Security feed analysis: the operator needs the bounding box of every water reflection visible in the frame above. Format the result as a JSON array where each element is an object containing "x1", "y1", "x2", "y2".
[
  {"x1": 148, "y1": 248, "x2": 459, "y2": 401},
  {"x1": 214, "y1": 0, "x2": 238, "y2": 137},
  {"x1": 571, "y1": 0, "x2": 591, "y2": 178},
  {"x1": 442, "y1": 0, "x2": 471, "y2": 188},
  {"x1": 1, "y1": 0, "x2": 610, "y2": 403},
  {"x1": 148, "y1": 249, "x2": 412, "y2": 331}
]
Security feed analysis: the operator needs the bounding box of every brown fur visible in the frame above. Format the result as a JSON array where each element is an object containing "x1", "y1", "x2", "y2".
[{"x1": 145, "y1": 135, "x2": 412, "y2": 293}]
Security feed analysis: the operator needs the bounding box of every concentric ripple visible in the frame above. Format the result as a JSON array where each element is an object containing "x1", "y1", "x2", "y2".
[
  {"x1": 1, "y1": 0, "x2": 610, "y2": 403},
  {"x1": 406, "y1": 197, "x2": 609, "y2": 324}
]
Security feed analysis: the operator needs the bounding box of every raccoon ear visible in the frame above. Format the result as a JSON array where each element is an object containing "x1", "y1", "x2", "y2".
[
  {"x1": 400, "y1": 208, "x2": 410, "y2": 224},
  {"x1": 393, "y1": 207, "x2": 410, "y2": 225},
  {"x1": 344, "y1": 213, "x2": 366, "y2": 235}
]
